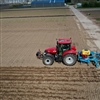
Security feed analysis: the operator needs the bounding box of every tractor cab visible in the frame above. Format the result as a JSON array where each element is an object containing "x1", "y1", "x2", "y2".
[
  {"x1": 57, "y1": 38, "x2": 71, "y2": 55},
  {"x1": 36, "y1": 38, "x2": 77, "y2": 66}
]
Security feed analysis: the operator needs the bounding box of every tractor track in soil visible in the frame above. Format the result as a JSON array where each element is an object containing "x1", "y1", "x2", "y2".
[
  {"x1": 0, "y1": 67, "x2": 100, "y2": 100},
  {"x1": 0, "y1": 14, "x2": 75, "y2": 19}
]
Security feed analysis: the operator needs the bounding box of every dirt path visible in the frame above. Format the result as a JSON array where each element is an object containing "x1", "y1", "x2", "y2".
[{"x1": 70, "y1": 6, "x2": 100, "y2": 51}]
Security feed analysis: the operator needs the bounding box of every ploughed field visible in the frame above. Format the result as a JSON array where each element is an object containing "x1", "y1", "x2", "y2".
[
  {"x1": 81, "y1": 10, "x2": 100, "y2": 27},
  {"x1": 0, "y1": 67, "x2": 100, "y2": 100},
  {"x1": 0, "y1": 7, "x2": 94, "y2": 67},
  {"x1": 0, "y1": 7, "x2": 100, "y2": 100}
]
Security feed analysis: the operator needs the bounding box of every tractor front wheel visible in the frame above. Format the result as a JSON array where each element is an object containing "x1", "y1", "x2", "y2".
[
  {"x1": 63, "y1": 54, "x2": 77, "y2": 66},
  {"x1": 42, "y1": 56, "x2": 54, "y2": 65}
]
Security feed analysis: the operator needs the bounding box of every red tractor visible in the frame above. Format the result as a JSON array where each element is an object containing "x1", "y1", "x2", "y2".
[{"x1": 36, "y1": 38, "x2": 77, "y2": 66}]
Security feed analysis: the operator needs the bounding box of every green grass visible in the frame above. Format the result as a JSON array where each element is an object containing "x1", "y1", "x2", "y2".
[{"x1": 96, "y1": 18, "x2": 100, "y2": 21}]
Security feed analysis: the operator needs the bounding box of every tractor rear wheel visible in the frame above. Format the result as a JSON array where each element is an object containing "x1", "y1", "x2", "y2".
[
  {"x1": 63, "y1": 54, "x2": 77, "y2": 66},
  {"x1": 42, "y1": 56, "x2": 54, "y2": 65}
]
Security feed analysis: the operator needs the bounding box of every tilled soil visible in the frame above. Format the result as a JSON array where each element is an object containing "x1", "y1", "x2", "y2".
[
  {"x1": 0, "y1": 7, "x2": 92, "y2": 67},
  {"x1": 0, "y1": 67, "x2": 100, "y2": 100},
  {"x1": 80, "y1": 10, "x2": 100, "y2": 27},
  {"x1": 0, "y1": 7, "x2": 100, "y2": 100}
]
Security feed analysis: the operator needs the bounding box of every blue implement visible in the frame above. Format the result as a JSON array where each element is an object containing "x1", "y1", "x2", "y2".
[{"x1": 78, "y1": 51, "x2": 100, "y2": 68}]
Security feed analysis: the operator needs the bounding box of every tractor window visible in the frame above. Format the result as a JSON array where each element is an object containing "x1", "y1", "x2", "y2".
[
  {"x1": 57, "y1": 44, "x2": 71, "y2": 55},
  {"x1": 62, "y1": 44, "x2": 70, "y2": 51},
  {"x1": 57, "y1": 44, "x2": 63, "y2": 55}
]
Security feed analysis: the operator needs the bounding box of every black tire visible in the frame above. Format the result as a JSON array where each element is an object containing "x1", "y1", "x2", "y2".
[
  {"x1": 42, "y1": 56, "x2": 54, "y2": 65},
  {"x1": 63, "y1": 54, "x2": 77, "y2": 66}
]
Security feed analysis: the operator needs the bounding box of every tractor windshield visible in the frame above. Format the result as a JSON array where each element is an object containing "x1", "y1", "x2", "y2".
[{"x1": 57, "y1": 43, "x2": 71, "y2": 55}]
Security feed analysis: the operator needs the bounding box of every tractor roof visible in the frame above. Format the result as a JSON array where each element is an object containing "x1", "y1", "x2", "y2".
[{"x1": 57, "y1": 38, "x2": 72, "y2": 44}]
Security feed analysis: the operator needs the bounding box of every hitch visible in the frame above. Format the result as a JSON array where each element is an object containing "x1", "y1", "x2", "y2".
[{"x1": 36, "y1": 49, "x2": 43, "y2": 59}]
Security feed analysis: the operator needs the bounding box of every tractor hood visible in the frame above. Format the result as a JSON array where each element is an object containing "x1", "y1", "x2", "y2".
[{"x1": 45, "y1": 47, "x2": 57, "y2": 54}]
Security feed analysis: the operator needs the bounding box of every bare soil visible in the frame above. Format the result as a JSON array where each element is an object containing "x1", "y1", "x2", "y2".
[
  {"x1": 0, "y1": 7, "x2": 91, "y2": 67},
  {"x1": 0, "y1": 67, "x2": 100, "y2": 100},
  {"x1": 81, "y1": 10, "x2": 100, "y2": 27},
  {"x1": 0, "y1": 7, "x2": 100, "y2": 100}
]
